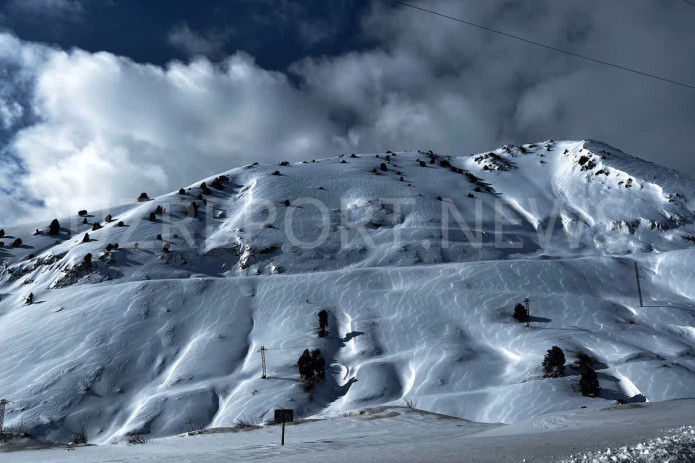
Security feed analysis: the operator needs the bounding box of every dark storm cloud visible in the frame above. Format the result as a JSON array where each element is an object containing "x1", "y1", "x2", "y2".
[{"x1": 0, "y1": 0, "x2": 693, "y2": 224}]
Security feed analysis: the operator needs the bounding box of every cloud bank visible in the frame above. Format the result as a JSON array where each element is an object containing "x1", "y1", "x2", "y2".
[{"x1": 0, "y1": 0, "x2": 694, "y2": 225}]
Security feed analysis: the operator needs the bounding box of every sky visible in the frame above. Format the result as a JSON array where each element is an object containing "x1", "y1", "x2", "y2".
[{"x1": 0, "y1": 0, "x2": 694, "y2": 225}]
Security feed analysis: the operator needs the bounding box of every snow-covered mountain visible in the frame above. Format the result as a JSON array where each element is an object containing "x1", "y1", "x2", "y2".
[{"x1": 1, "y1": 139, "x2": 695, "y2": 443}]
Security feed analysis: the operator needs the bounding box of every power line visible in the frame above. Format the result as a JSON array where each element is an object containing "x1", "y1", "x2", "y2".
[{"x1": 385, "y1": 0, "x2": 695, "y2": 90}]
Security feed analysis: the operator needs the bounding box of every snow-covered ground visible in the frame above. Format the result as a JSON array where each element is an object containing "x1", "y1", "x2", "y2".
[
  {"x1": 1, "y1": 139, "x2": 694, "y2": 452},
  {"x1": 2, "y1": 400, "x2": 695, "y2": 462}
]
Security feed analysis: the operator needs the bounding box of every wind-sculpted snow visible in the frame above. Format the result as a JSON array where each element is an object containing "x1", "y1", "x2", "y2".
[{"x1": 1, "y1": 140, "x2": 695, "y2": 443}]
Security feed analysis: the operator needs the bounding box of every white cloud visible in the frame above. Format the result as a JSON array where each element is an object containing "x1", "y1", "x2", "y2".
[{"x1": 0, "y1": 34, "x2": 339, "y2": 222}]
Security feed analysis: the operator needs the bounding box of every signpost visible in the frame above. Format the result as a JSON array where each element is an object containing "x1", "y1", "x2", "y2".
[{"x1": 274, "y1": 409, "x2": 293, "y2": 446}]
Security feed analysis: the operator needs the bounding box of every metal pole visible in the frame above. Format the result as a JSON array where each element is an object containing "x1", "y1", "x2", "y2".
[
  {"x1": 281, "y1": 419, "x2": 285, "y2": 446},
  {"x1": 0, "y1": 399, "x2": 10, "y2": 433},
  {"x1": 259, "y1": 346, "x2": 267, "y2": 379},
  {"x1": 524, "y1": 298, "x2": 530, "y2": 328},
  {"x1": 634, "y1": 262, "x2": 644, "y2": 307}
]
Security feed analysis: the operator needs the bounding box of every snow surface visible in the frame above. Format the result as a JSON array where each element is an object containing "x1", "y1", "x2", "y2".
[
  {"x1": 2, "y1": 400, "x2": 695, "y2": 462},
  {"x1": 1, "y1": 139, "x2": 695, "y2": 445}
]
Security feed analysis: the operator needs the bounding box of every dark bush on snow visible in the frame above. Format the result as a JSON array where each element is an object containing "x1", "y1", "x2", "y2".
[
  {"x1": 380, "y1": 163, "x2": 387, "y2": 172},
  {"x1": 82, "y1": 218, "x2": 88, "y2": 224},
  {"x1": 149, "y1": 212, "x2": 156, "y2": 222},
  {"x1": 543, "y1": 346, "x2": 566, "y2": 378},
  {"x1": 297, "y1": 348, "x2": 327, "y2": 390},
  {"x1": 318, "y1": 309, "x2": 328, "y2": 338},
  {"x1": 178, "y1": 188, "x2": 186, "y2": 195},
  {"x1": 279, "y1": 161, "x2": 290, "y2": 166},
  {"x1": 91, "y1": 222, "x2": 102, "y2": 231},
  {"x1": 0, "y1": 241, "x2": 4, "y2": 247},
  {"x1": 138, "y1": 192, "x2": 150, "y2": 202},
  {"x1": 513, "y1": 303, "x2": 528, "y2": 323},
  {"x1": 156, "y1": 234, "x2": 162, "y2": 240},
  {"x1": 78, "y1": 210, "x2": 88, "y2": 217},
  {"x1": 272, "y1": 170, "x2": 281, "y2": 176},
  {"x1": 25, "y1": 292, "x2": 34, "y2": 305},
  {"x1": 116, "y1": 221, "x2": 125, "y2": 227},
  {"x1": 11, "y1": 238, "x2": 22, "y2": 247},
  {"x1": 82, "y1": 233, "x2": 90, "y2": 243},
  {"x1": 0, "y1": 228, "x2": 4, "y2": 238},
  {"x1": 349, "y1": 153, "x2": 358, "y2": 158},
  {"x1": 440, "y1": 159, "x2": 452, "y2": 169},
  {"x1": 48, "y1": 219, "x2": 60, "y2": 236},
  {"x1": 579, "y1": 365, "x2": 600, "y2": 396},
  {"x1": 83, "y1": 253, "x2": 92, "y2": 267},
  {"x1": 105, "y1": 214, "x2": 113, "y2": 223},
  {"x1": 283, "y1": 199, "x2": 291, "y2": 207},
  {"x1": 419, "y1": 160, "x2": 426, "y2": 167}
]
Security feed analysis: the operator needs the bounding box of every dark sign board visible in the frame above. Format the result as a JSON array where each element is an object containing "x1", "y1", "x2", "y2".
[{"x1": 274, "y1": 409, "x2": 294, "y2": 423}]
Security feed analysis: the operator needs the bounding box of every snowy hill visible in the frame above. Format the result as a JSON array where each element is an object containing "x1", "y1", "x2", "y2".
[{"x1": 1, "y1": 139, "x2": 695, "y2": 443}]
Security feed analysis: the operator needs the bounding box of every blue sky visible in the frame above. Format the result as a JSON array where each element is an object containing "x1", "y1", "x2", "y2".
[{"x1": 0, "y1": 0, "x2": 694, "y2": 224}]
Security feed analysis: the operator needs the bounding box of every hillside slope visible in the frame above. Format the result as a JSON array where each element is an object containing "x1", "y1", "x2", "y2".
[{"x1": 1, "y1": 139, "x2": 695, "y2": 443}]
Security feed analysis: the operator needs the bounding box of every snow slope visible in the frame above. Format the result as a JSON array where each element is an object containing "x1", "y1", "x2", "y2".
[{"x1": 1, "y1": 139, "x2": 695, "y2": 443}]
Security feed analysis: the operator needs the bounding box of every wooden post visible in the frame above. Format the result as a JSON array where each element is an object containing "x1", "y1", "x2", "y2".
[
  {"x1": 634, "y1": 262, "x2": 644, "y2": 307},
  {"x1": 281, "y1": 418, "x2": 285, "y2": 446}
]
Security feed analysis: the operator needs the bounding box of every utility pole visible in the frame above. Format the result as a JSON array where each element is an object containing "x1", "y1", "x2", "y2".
[
  {"x1": 258, "y1": 346, "x2": 267, "y2": 379},
  {"x1": 0, "y1": 399, "x2": 12, "y2": 434},
  {"x1": 634, "y1": 262, "x2": 644, "y2": 307},
  {"x1": 524, "y1": 298, "x2": 530, "y2": 328}
]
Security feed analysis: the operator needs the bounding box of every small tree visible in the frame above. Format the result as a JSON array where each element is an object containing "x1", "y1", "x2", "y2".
[
  {"x1": 83, "y1": 253, "x2": 92, "y2": 268},
  {"x1": 138, "y1": 192, "x2": 150, "y2": 202},
  {"x1": 297, "y1": 349, "x2": 314, "y2": 384},
  {"x1": 178, "y1": 188, "x2": 186, "y2": 195},
  {"x1": 0, "y1": 229, "x2": 4, "y2": 238},
  {"x1": 11, "y1": 238, "x2": 22, "y2": 247},
  {"x1": 26, "y1": 292, "x2": 34, "y2": 305},
  {"x1": 82, "y1": 233, "x2": 90, "y2": 243},
  {"x1": 48, "y1": 219, "x2": 60, "y2": 236},
  {"x1": 104, "y1": 214, "x2": 112, "y2": 223},
  {"x1": 380, "y1": 162, "x2": 387, "y2": 172},
  {"x1": 149, "y1": 212, "x2": 156, "y2": 222},
  {"x1": 116, "y1": 221, "x2": 125, "y2": 227},
  {"x1": 543, "y1": 346, "x2": 566, "y2": 378},
  {"x1": 579, "y1": 365, "x2": 600, "y2": 397},
  {"x1": 91, "y1": 222, "x2": 102, "y2": 231},
  {"x1": 513, "y1": 303, "x2": 528, "y2": 323},
  {"x1": 318, "y1": 309, "x2": 328, "y2": 338},
  {"x1": 78, "y1": 210, "x2": 88, "y2": 217}
]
